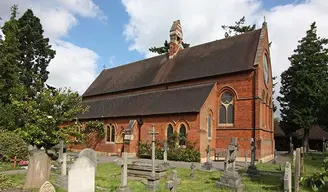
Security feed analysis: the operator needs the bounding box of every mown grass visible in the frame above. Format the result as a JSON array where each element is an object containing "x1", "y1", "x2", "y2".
[
  {"x1": 2, "y1": 152, "x2": 328, "y2": 192},
  {"x1": 0, "y1": 162, "x2": 24, "y2": 171}
]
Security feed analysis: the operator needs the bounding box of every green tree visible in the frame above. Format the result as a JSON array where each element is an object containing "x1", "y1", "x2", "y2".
[
  {"x1": 278, "y1": 22, "x2": 328, "y2": 152},
  {"x1": 16, "y1": 9, "x2": 55, "y2": 97},
  {"x1": 0, "y1": 5, "x2": 21, "y2": 104},
  {"x1": 12, "y1": 87, "x2": 87, "y2": 150},
  {"x1": 221, "y1": 16, "x2": 256, "y2": 38},
  {"x1": 149, "y1": 40, "x2": 190, "y2": 54}
]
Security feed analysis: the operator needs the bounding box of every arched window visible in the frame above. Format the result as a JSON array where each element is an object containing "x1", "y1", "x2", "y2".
[
  {"x1": 106, "y1": 123, "x2": 116, "y2": 143},
  {"x1": 179, "y1": 124, "x2": 187, "y2": 145},
  {"x1": 167, "y1": 124, "x2": 174, "y2": 140},
  {"x1": 219, "y1": 92, "x2": 234, "y2": 124},
  {"x1": 208, "y1": 113, "x2": 212, "y2": 138}
]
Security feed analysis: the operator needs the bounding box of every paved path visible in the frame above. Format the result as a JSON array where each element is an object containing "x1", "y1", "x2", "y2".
[{"x1": 0, "y1": 169, "x2": 27, "y2": 175}]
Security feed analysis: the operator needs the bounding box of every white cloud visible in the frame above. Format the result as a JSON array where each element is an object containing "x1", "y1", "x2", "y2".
[
  {"x1": 47, "y1": 40, "x2": 98, "y2": 94},
  {"x1": 122, "y1": 0, "x2": 328, "y2": 117},
  {"x1": 108, "y1": 56, "x2": 116, "y2": 68},
  {"x1": 0, "y1": 0, "x2": 107, "y2": 94}
]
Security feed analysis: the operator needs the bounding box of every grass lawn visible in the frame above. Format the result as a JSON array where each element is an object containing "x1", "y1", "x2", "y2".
[
  {"x1": 0, "y1": 162, "x2": 24, "y2": 171},
  {"x1": 1, "y1": 152, "x2": 328, "y2": 192}
]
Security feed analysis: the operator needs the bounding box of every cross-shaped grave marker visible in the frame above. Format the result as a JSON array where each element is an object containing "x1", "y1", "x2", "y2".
[
  {"x1": 11, "y1": 156, "x2": 21, "y2": 168},
  {"x1": 148, "y1": 124, "x2": 159, "y2": 177},
  {"x1": 116, "y1": 152, "x2": 132, "y2": 192},
  {"x1": 165, "y1": 170, "x2": 181, "y2": 192}
]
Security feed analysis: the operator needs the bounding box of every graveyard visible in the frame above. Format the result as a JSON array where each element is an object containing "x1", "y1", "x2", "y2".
[
  {"x1": 1, "y1": 2, "x2": 328, "y2": 192},
  {"x1": 1, "y1": 144, "x2": 328, "y2": 191}
]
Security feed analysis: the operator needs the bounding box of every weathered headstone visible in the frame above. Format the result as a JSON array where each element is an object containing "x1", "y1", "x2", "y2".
[
  {"x1": 56, "y1": 140, "x2": 67, "y2": 176},
  {"x1": 39, "y1": 181, "x2": 56, "y2": 192},
  {"x1": 217, "y1": 138, "x2": 244, "y2": 191},
  {"x1": 283, "y1": 162, "x2": 292, "y2": 192},
  {"x1": 163, "y1": 141, "x2": 169, "y2": 167},
  {"x1": 289, "y1": 137, "x2": 293, "y2": 154},
  {"x1": 323, "y1": 137, "x2": 325, "y2": 152},
  {"x1": 116, "y1": 152, "x2": 132, "y2": 192},
  {"x1": 78, "y1": 148, "x2": 97, "y2": 168},
  {"x1": 292, "y1": 151, "x2": 296, "y2": 166},
  {"x1": 224, "y1": 138, "x2": 238, "y2": 172},
  {"x1": 273, "y1": 150, "x2": 278, "y2": 164},
  {"x1": 24, "y1": 150, "x2": 52, "y2": 189},
  {"x1": 294, "y1": 148, "x2": 301, "y2": 192},
  {"x1": 165, "y1": 170, "x2": 181, "y2": 192},
  {"x1": 68, "y1": 156, "x2": 95, "y2": 192},
  {"x1": 244, "y1": 152, "x2": 247, "y2": 169},
  {"x1": 201, "y1": 144, "x2": 213, "y2": 171},
  {"x1": 300, "y1": 147, "x2": 304, "y2": 174},
  {"x1": 146, "y1": 125, "x2": 160, "y2": 191},
  {"x1": 190, "y1": 163, "x2": 195, "y2": 179}
]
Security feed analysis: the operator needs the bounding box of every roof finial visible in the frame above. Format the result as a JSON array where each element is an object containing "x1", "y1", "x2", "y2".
[
  {"x1": 102, "y1": 64, "x2": 106, "y2": 69},
  {"x1": 262, "y1": 15, "x2": 267, "y2": 28}
]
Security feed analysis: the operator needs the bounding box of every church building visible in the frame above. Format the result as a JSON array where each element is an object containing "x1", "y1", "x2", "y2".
[{"x1": 78, "y1": 20, "x2": 274, "y2": 162}]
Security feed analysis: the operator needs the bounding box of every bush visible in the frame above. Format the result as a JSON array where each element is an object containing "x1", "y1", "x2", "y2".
[
  {"x1": 0, "y1": 131, "x2": 29, "y2": 162},
  {"x1": 137, "y1": 142, "x2": 200, "y2": 162},
  {"x1": 0, "y1": 174, "x2": 15, "y2": 190}
]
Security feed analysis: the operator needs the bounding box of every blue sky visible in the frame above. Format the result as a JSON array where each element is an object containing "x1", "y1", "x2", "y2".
[{"x1": 62, "y1": 0, "x2": 299, "y2": 74}]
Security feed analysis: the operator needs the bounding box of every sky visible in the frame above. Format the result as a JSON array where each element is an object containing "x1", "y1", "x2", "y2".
[{"x1": 0, "y1": 0, "x2": 328, "y2": 117}]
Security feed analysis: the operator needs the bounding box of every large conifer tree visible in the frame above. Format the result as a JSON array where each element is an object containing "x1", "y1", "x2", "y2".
[
  {"x1": 278, "y1": 22, "x2": 328, "y2": 152},
  {"x1": 16, "y1": 9, "x2": 55, "y2": 97}
]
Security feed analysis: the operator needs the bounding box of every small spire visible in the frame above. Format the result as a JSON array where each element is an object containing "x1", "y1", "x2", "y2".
[
  {"x1": 102, "y1": 64, "x2": 106, "y2": 69},
  {"x1": 262, "y1": 16, "x2": 267, "y2": 28}
]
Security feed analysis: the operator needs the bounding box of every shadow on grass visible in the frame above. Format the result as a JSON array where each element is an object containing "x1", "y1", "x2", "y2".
[{"x1": 239, "y1": 169, "x2": 283, "y2": 192}]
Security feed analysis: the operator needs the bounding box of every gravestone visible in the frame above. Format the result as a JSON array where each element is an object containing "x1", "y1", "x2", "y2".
[
  {"x1": 273, "y1": 150, "x2": 278, "y2": 164},
  {"x1": 24, "y1": 150, "x2": 52, "y2": 189},
  {"x1": 294, "y1": 148, "x2": 301, "y2": 192},
  {"x1": 165, "y1": 170, "x2": 181, "y2": 192},
  {"x1": 163, "y1": 141, "x2": 169, "y2": 167},
  {"x1": 292, "y1": 151, "x2": 296, "y2": 166},
  {"x1": 201, "y1": 144, "x2": 213, "y2": 171},
  {"x1": 224, "y1": 138, "x2": 238, "y2": 171},
  {"x1": 116, "y1": 152, "x2": 132, "y2": 192},
  {"x1": 300, "y1": 147, "x2": 304, "y2": 174},
  {"x1": 68, "y1": 156, "x2": 95, "y2": 192},
  {"x1": 244, "y1": 152, "x2": 247, "y2": 169},
  {"x1": 39, "y1": 181, "x2": 56, "y2": 192},
  {"x1": 146, "y1": 125, "x2": 160, "y2": 191},
  {"x1": 289, "y1": 137, "x2": 293, "y2": 154},
  {"x1": 283, "y1": 162, "x2": 292, "y2": 192},
  {"x1": 55, "y1": 140, "x2": 67, "y2": 176},
  {"x1": 190, "y1": 163, "x2": 195, "y2": 179},
  {"x1": 217, "y1": 138, "x2": 244, "y2": 192},
  {"x1": 78, "y1": 148, "x2": 97, "y2": 168}
]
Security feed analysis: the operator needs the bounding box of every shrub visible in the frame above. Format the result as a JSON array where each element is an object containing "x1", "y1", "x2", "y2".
[
  {"x1": 137, "y1": 141, "x2": 200, "y2": 162},
  {"x1": 0, "y1": 130, "x2": 29, "y2": 162},
  {"x1": 0, "y1": 174, "x2": 16, "y2": 191}
]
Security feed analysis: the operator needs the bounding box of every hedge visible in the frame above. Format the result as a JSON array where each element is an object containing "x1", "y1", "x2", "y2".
[
  {"x1": 0, "y1": 131, "x2": 29, "y2": 162},
  {"x1": 137, "y1": 142, "x2": 200, "y2": 162}
]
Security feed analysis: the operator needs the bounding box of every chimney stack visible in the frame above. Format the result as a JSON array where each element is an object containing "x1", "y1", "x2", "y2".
[{"x1": 169, "y1": 20, "x2": 183, "y2": 59}]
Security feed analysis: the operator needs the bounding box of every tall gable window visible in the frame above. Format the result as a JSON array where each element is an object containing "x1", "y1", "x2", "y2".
[
  {"x1": 167, "y1": 124, "x2": 174, "y2": 140},
  {"x1": 179, "y1": 124, "x2": 187, "y2": 146},
  {"x1": 208, "y1": 113, "x2": 212, "y2": 138},
  {"x1": 106, "y1": 123, "x2": 116, "y2": 143},
  {"x1": 219, "y1": 92, "x2": 234, "y2": 124}
]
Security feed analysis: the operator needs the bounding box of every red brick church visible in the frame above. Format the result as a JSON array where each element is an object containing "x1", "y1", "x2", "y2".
[{"x1": 78, "y1": 20, "x2": 274, "y2": 162}]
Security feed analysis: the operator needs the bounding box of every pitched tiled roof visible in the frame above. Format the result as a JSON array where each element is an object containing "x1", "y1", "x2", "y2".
[
  {"x1": 83, "y1": 29, "x2": 261, "y2": 97},
  {"x1": 274, "y1": 123, "x2": 328, "y2": 140},
  {"x1": 78, "y1": 83, "x2": 214, "y2": 119}
]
